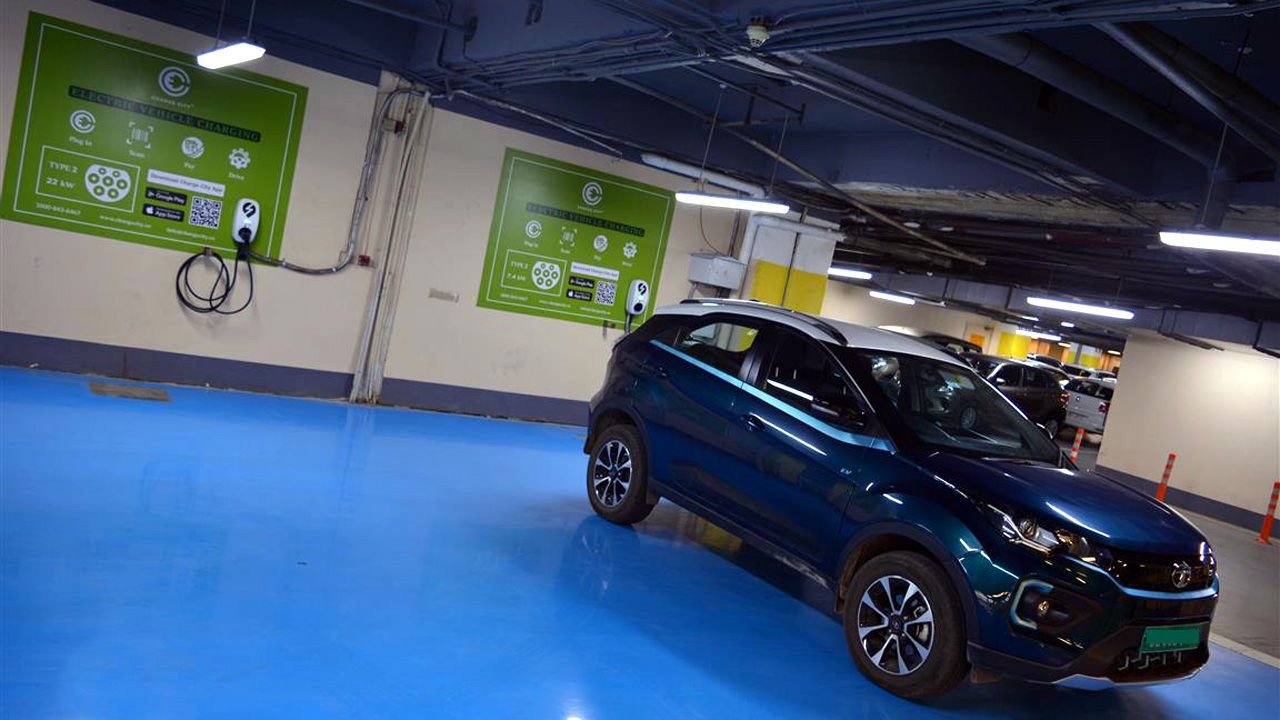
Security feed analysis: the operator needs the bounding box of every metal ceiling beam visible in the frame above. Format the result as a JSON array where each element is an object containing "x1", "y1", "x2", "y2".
[
  {"x1": 1127, "y1": 23, "x2": 1280, "y2": 133},
  {"x1": 1097, "y1": 22, "x2": 1280, "y2": 163},
  {"x1": 607, "y1": 76, "x2": 987, "y2": 265}
]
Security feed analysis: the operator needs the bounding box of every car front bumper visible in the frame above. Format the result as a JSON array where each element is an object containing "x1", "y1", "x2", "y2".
[{"x1": 960, "y1": 546, "x2": 1218, "y2": 687}]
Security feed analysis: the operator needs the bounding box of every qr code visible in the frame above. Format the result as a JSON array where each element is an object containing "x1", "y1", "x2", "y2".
[
  {"x1": 594, "y1": 281, "x2": 616, "y2": 306},
  {"x1": 189, "y1": 196, "x2": 222, "y2": 229}
]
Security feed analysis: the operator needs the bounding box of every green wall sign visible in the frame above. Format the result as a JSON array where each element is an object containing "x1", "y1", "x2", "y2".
[
  {"x1": 477, "y1": 148, "x2": 674, "y2": 326},
  {"x1": 1, "y1": 13, "x2": 307, "y2": 258}
]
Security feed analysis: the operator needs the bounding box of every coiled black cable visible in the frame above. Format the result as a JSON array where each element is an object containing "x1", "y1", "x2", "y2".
[{"x1": 175, "y1": 245, "x2": 254, "y2": 315}]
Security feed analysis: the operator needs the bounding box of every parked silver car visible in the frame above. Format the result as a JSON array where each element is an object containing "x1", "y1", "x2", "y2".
[{"x1": 1064, "y1": 377, "x2": 1115, "y2": 433}]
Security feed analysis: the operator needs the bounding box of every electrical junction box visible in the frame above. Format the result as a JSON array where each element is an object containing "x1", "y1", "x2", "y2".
[{"x1": 689, "y1": 252, "x2": 746, "y2": 291}]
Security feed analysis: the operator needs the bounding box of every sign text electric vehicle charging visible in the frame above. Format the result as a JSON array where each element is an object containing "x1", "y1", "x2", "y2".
[
  {"x1": 1, "y1": 13, "x2": 307, "y2": 259},
  {"x1": 477, "y1": 148, "x2": 674, "y2": 326}
]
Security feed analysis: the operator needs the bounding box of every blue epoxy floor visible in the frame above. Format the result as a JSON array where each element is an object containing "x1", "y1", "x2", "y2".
[{"x1": 2, "y1": 367, "x2": 1277, "y2": 718}]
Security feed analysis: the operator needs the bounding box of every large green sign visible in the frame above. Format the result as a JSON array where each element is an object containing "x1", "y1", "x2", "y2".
[
  {"x1": 477, "y1": 148, "x2": 674, "y2": 326},
  {"x1": 1, "y1": 13, "x2": 307, "y2": 258}
]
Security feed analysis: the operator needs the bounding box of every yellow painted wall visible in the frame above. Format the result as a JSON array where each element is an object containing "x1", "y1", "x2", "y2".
[
  {"x1": 749, "y1": 259, "x2": 828, "y2": 314},
  {"x1": 996, "y1": 331, "x2": 1032, "y2": 359}
]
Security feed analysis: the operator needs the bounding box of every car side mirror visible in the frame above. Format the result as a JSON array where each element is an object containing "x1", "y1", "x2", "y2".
[{"x1": 812, "y1": 393, "x2": 868, "y2": 432}]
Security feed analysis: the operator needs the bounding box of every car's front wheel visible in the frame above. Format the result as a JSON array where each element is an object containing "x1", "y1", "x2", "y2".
[
  {"x1": 843, "y1": 551, "x2": 968, "y2": 700},
  {"x1": 586, "y1": 423, "x2": 657, "y2": 525}
]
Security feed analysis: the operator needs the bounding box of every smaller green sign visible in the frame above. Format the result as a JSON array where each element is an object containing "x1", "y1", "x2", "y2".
[
  {"x1": 477, "y1": 148, "x2": 674, "y2": 326},
  {"x1": 1, "y1": 13, "x2": 307, "y2": 258}
]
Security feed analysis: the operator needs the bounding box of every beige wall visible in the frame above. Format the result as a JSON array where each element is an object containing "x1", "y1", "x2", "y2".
[
  {"x1": 1098, "y1": 332, "x2": 1280, "y2": 512},
  {"x1": 381, "y1": 109, "x2": 731, "y2": 401},
  {"x1": 0, "y1": 0, "x2": 380, "y2": 374}
]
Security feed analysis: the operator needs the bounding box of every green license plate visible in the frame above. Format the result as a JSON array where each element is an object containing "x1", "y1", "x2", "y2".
[{"x1": 1140, "y1": 624, "x2": 1203, "y2": 653}]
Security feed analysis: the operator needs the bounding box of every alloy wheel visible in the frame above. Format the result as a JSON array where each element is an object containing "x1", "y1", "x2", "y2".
[
  {"x1": 856, "y1": 574, "x2": 935, "y2": 676},
  {"x1": 593, "y1": 439, "x2": 632, "y2": 508}
]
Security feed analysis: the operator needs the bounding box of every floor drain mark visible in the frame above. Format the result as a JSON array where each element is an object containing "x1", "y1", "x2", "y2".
[{"x1": 89, "y1": 381, "x2": 171, "y2": 402}]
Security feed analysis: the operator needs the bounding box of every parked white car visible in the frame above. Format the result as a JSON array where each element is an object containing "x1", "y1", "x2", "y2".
[
  {"x1": 1061, "y1": 363, "x2": 1116, "y2": 381},
  {"x1": 1064, "y1": 377, "x2": 1115, "y2": 433}
]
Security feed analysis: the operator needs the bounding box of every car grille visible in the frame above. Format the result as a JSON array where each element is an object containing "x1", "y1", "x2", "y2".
[
  {"x1": 1131, "y1": 596, "x2": 1215, "y2": 621},
  {"x1": 1107, "y1": 550, "x2": 1214, "y2": 592},
  {"x1": 1109, "y1": 646, "x2": 1208, "y2": 682}
]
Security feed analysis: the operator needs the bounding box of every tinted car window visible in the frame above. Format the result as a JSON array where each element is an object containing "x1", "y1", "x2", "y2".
[
  {"x1": 759, "y1": 337, "x2": 862, "y2": 427},
  {"x1": 663, "y1": 321, "x2": 758, "y2": 377},
  {"x1": 970, "y1": 357, "x2": 999, "y2": 376},
  {"x1": 1028, "y1": 369, "x2": 1057, "y2": 388},
  {"x1": 1095, "y1": 383, "x2": 1115, "y2": 401},
  {"x1": 992, "y1": 364, "x2": 1023, "y2": 386},
  {"x1": 1065, "y1": 379, "x2": 1086, "y2": 393},
  {"x1": 836, "y1": 350, "x2": 1060, "y2": 462}
]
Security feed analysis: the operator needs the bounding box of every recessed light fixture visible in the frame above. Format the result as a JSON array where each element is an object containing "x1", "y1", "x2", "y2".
[
  {"x1": 197, "y1": 40, "x2": 266, "y2": 68},
  {"x1": 828, "y1": 267, "x2": 873, "y2": 280},
  {"x1": 675, "y1": 192, "x2": 789, "y2": 214},
  {"x1": 1160, "y1": 230, "x2": 1280, "y2": 257},
  {"x1": 1027, "y1": 296, "x2": 1134, "y2": 320},
  {"x1": 1060, "y1": 321, "x2": 1075, "y2": 328},
  {"x1": 1016, "y1": 328, "x2": 1062, "y2": 342},
  {"x1": 903, "y1": 221, "x2": 921, "y2": 229},
  {"x1": 869, "y1": 290, "x2": 915, "y2": 305}
]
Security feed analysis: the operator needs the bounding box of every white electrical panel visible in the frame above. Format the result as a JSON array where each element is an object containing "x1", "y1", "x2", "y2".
[{"x1": 688, "y1": 252, "x2": 746, "y2": 291}]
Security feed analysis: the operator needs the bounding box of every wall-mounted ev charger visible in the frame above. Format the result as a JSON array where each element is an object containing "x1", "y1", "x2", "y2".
[
  {"x1": 175, "y1": 197, "x2": 261, "y2": 315},
  {"x1": 624, "y1": 279, "x2": 650, "y2": 333}
]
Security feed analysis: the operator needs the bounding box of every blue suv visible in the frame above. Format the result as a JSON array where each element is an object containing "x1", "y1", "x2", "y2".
[{"x1": 584, "y1": 300, "x2": 1217, "y2": 699}]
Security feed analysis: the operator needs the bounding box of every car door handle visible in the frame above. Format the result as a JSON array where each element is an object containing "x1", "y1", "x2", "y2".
[{"x1": 742, "y1": 413, "x2": 765, "y2": 432}]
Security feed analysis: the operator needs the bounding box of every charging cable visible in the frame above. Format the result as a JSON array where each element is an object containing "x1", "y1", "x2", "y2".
[{"x1": 175, "y1": 198, "x2": 261, "y2": 315}]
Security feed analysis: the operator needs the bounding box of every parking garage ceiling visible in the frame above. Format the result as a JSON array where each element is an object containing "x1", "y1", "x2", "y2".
[{"x1": 95, "y1": 0, "x2": 1280, "y2": 328}]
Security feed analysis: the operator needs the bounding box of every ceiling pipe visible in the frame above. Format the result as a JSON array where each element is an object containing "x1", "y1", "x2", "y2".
[
  {"x1": 957, "y1": 33, "x2": 1230, "y2": 171},
  {"x1": 1097, "y1": 23, "x2": 1280, "y2": 164},
  {"x1": 1127, "y1": 23, "x2": 1280, "y2": 134},
  {"x1": 958, "y1": 32, "x2": 1239, "y2": 227},
  {"x1": 640, "y1": 154, "x2": 765, "y2": 196}
]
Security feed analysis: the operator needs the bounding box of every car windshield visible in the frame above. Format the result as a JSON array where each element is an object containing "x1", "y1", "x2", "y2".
[{"x1": 833, "y1": 348, "x2": 1062, "y2": 463}]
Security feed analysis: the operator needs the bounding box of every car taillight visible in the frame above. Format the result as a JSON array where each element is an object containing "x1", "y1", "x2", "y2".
[{"x1": 1099, "y1": 401, "x2": 1110, "y2": 414}]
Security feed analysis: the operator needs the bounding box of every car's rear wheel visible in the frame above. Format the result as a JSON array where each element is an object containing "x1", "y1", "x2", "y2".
[
  {"x1": 843, "y1": 551, "x2": 968, "y2": 700},
  {"x1": 586, "y1": 423, "x2": 657, "y2": 525}
]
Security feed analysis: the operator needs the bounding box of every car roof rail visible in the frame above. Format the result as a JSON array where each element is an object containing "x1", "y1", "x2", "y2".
[{"x1": 678, "y1": 298, "x2": 848, "y2": 345}]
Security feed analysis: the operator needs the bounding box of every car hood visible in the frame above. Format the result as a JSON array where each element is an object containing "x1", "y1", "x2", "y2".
[{"x1": 920, "y1": 453, "x2": 1207, "y2": 555}]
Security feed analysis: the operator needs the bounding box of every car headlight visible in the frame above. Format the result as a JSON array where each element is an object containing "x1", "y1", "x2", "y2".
[{"x1": 985, "y1": 504, "x2": 1114, "y2": 570}]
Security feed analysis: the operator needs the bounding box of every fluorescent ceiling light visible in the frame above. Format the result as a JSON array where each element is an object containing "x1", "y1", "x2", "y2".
[
  {"x1": 869, "y1": 290, "x2": 915, "y2": 305},
  {"x1": 1057, "y1": 342, "x2": 1072, "y2": 348},
  {"x1": 197, "y1": 41, "x2": 265, "y2": 69},
  {"x1": 1027, "y1": 296, "x2": 1134, "y2": 320},
  {"x1": 675, "y1": 192, "x2": 789, "y2": 214},
  {"x1": 1017, "y1": 328, "x2": 1062, "y2": 342},
  {"x1": 1020, "y1": 315, "x2": 1039, "y2": 322},
  {"x1": 1107, "y1": 350, "x2": 1122, "y2": 356},
  {"x1": 829, "y1": 267, "x2": 872, "y2": 280},
  {"x1": 1160, "y1": 230, "x2": 1280, "y2": 258},
  {"x1": 1060, "y1": 321, "x2": 1075, "y2": 328}
]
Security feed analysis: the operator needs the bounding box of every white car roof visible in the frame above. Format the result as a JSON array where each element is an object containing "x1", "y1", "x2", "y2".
[{"x1": 655, "y1": 300, "x2": 966, "y2": 366}]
